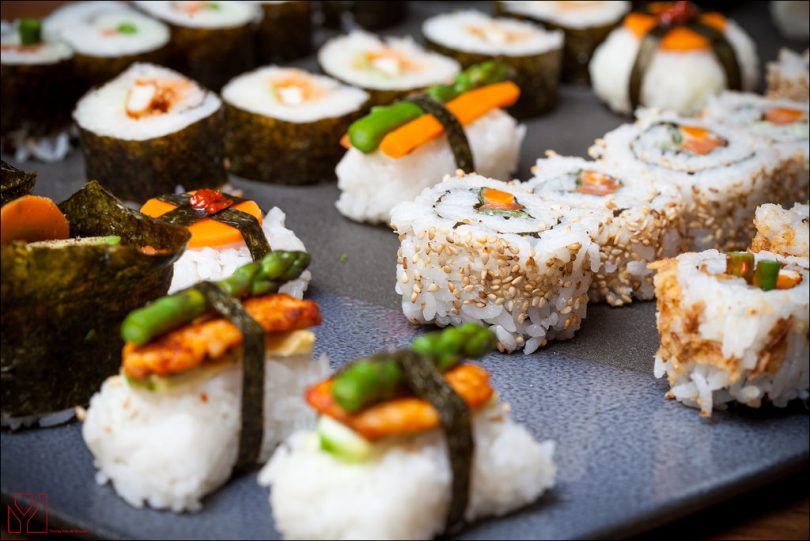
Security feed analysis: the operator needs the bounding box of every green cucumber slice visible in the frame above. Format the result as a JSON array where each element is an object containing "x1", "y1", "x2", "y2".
[{"x1": 317, "y1": 416, "x2": 372, "y2": 463}]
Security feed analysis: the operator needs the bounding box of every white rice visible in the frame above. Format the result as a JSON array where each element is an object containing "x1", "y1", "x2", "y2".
[
  {"x1": 1, "y1": 21, "x2": 73, "y2": 65},
  {"x1": 770, "y1": 1, "x2": 810, "y2": 41},
  {"x1": 766, "y1": 48, "x2": 809, "y2": 102},
  {"x1": 751, "y1": 202, "x2": 809, "y2": 258},
  {"x1": 336, "y1": 109, "x2": 524, "y2": 224},
  {"x1": 132, "y1": 1, "x2": 260, "y2": 29},
  {"x1": 259, "y1": 401, "x2": 556, "y2": 540},
  {"x1": 497, "y1": 1, "x2": 630, "y2": 29}
]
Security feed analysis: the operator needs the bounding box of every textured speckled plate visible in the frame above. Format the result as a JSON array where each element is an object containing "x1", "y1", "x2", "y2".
[{"x1": 2, "y1": 2, "x2": 808, "y2": 539}]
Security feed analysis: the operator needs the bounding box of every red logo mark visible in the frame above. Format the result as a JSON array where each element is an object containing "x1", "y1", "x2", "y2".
[{"x1": 6, "y1": 493, "x2": 48, "y2": 535}]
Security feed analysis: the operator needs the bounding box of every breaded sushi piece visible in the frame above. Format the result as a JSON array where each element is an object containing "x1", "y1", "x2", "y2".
[
  {"x1": 766, "y1": 48, "x2": 809, "y2": 102},
  {"x1": 525, "y1": 154, "x2": 685, "y2": 306},
  {"x1": 650, "y1": 249, "x2": 809, "y2": 416},
  {"x1": 751, "y1": 203, "x2": 809, "y2": 258}
]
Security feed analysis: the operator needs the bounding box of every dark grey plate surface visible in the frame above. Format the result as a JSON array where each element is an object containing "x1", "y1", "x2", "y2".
[{"x1": 2, "y1": 2, "x2": 808, "y2": 539}]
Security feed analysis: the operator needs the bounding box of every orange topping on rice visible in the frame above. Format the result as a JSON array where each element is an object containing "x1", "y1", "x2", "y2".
[
  {"x1": 466, "y1": 24, "x2": 533, "y2": 44},
  {"x1": 271, "y1": 71, "x2": 323, "y2": 105},
  {"x1": 679, "y1": 125, "x2": 727, "y2": 155},
  {"x1": 175, "y1": 1, "x2": 219, "y2": 16},
  {"x1": 764, "y1": 107, "x2": 806, "y2": 125},
  {"x1": 576, "y1": 170, "x2": 621, "y2": 196},
  {"x1": 555, "y1": 1, "x2": 603, "y2": 11},
  {"x1": 0, "y1": 195, "x2": 69, "y2": 245},
  {"x1": 126, "y1": 78, "x2": 193, "y2": 118},
  {"x1": 776, "y1": 271, "x2": 802, "y2": 289},
  {"x1": 480, "y1": 187, "x2": 522, "y2": 211},
  {"x1": 623, "y1": 9, "x2": 726, "y2": 51},
  {"x1": 358, "y1": 47, "x2": 420, "y2": 76}
]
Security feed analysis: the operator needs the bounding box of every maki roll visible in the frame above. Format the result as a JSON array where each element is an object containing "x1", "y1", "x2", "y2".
[
  {"x1": 318, "y1": 30, "x2": 461, "y2": 107},
  {"x1": 590, "y1": 109, "x2": 781, "y2": 251},
  {"x1": 74, "y1": 62, "x2": 226, "y2": 202},
  {"x1": 422, "y1": 11, "x2": 563, "y2": 118},
  {"x1": 132, "y1": 1, "x2": 260, "y2": 91},
  {"x1": 260, "y1": 326, "x2": 556, "y2": 539},
  {"x1": 589, "y1": 1, "x2": 758, "y2": 116},
  {"x1": 525, "y1": 154, "x2": 684, "y2": 306},
  {"x1": 337, "y1": 62, "x2": 523, "y2": 224},
  {"x1": 350, "y1": 1, "x2": 407, "y2": 31},
  {"x1": 1, "y1": 181, "x2": 189, "y2": 428},
  {"x1": 140, "y1": 188, "x2": 312, "y2": 294},
  {"x1": 43, "y1": 1, "x2": 170, "y2": 90},
  {"x1": 254, "y1": 1, "x2": 313, "y2": 63},
  {"x1": 496, "y1": 0, "x2": 630, "y2": 85},
  {"x1": 751, "y1": 203, "x2": 809, "y2": 258},
  {"x1": 766, "y1": 48, "x2": 809, "y2": 103},
  {"x1": 82, "y1": 252, "x2": 329, "y2": 511},
  {"x1": 391, "y1": 173, "x2": 602, "y2": 354},
  {"x1": 1, "y1": 19, "x2": 77, "y2": 162},
  {"x1": 650, "y1": 250, "x2": 809, "y2": 416},
  {"x1": 222, "y1": 67, "x2": 368, "y2": 185}
]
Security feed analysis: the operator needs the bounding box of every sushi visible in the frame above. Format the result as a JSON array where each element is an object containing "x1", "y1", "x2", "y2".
[
  {"x1": 1, "y1": 160, "x2": 36, "y2": 206},
  {"x1": 650, "y1": 249, "x2": 809, "y2": 416},
  {"x1": 751, "y1": 202, "x2": 809, "y2": 258},
  {"x1": 589, "y1": 108, "x2": 781, "y2": 251},
  {"x1": 73, "y1": 62, "x2": 226, "y2": 202},
  {"x1": 140, "y1": 188, "x2": 312, "y2": 294},
  {"x1": 254, "y1": 1, "x2": 313, "y2": 63},
  {"x1": 336, "y1": 61, "x2": 523, "y2": 224},
  {"x1": 589, "y1": 1, "x2": 759, "y2": 116},
  {"x1": 222, "y1": 67, "x2": 368, "y2": 185},
  {"x1": 391, "y1": 173, "x2": 603, "y2": 354},
  {"x1": 525, "y1": 154, "x2": 684, "y2": 306},
  {"x1": 770, "y1": 1, "x2": 810, "y2": 41},
  {"x1": 82, "y1": 251, "x2": 329, "y2": 511},
  {"x1": 318, "y1": 30, "x2": 461, "y2": 107},
  {"x1": 259, "y1": 325, "x2": 556, "y2": 539},
  {"x1": 496, "y1": 0, "x2": 630, "y2": 85},
  {"x1": 422, "y1": 10, "x2": 563, "y2": 118},
  {"x1": 766, "y1": 48, "x2": 809, "y2": 102},
  {"x1": 350, "y1": 1, "x2": 407, "y2": 31}
]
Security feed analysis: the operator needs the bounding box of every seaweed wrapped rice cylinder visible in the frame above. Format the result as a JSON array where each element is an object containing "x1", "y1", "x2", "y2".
[
  {"x1": 253, "y1": 1, "x2": 313, "y2": 63},
  {"x1": 751, "y1": 203, "x2": 809, "y2": 258},
  {"x1": 74, "y1": 62, "x2": 226, "y2": 202},
  {"x1": 767, "y1": 48, "x2": 809, "y2": 103},
  {"x1": 222, "y1": 66, "x2": 368, "y2": 185}
]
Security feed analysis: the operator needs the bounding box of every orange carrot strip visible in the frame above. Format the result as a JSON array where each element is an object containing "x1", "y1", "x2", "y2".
[
  {"x1": 340, "y1": 133, "x2": 351, "y2": 150},
  {"x1": 0, "y1": 195, "x2": 69, "y2": 245}
]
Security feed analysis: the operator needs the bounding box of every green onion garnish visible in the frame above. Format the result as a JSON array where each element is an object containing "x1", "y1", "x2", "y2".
[
  {"x1": 117, "y1": 22, "x2": 138, "y2": 34},
  {"x1": 19, "y1": 18, "x2": 42, "y2": 46}
]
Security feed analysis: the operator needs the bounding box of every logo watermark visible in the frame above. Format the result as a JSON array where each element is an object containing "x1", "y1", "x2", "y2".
[{"x1": 5, "y1": 493, "x2": 88, "y2": 536}]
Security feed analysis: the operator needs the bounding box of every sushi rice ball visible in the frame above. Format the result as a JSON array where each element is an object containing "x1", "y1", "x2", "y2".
[
  {"x1": 766, "y1": 48, "x2": 809, "y2": 103},
  {"x1": 751, "y1": 202, "x2": 809, "y2": 258}
]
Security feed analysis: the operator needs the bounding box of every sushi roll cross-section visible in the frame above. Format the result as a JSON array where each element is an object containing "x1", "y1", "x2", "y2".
[
  {"x1": 751, "y1": 203, "x2": 809, "y2": 258},
  {"x1": 766, "y1": 48, "x2": 809, "y2": 103}
]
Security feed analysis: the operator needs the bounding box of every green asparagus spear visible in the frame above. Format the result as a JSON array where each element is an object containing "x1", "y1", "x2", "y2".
[
  {"x1": 726, "y1": 251, "x2": 755, "y2": 283},
  {"x1": 754, "y1": 259, "x2": 781, "y2": 291},
  {"x1": 121, "y1": 250, "x2": 310, "y2": 345},
  {"x1": 19, "y1": 19, "x2": 42, "y2": 46}
]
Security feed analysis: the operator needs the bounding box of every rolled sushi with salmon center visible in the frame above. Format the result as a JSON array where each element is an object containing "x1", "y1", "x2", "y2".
[
  {"x1": 260, "y1": 325, "x2": 556, "y2": 539},
  {"x1": 525, "y1": 154, "x2": 685, "y2": 306},
  {"x1": 650, "y1": 250, "x2": 809, "y2": 416},
  {"x1": 253, "y1": 1, "x2": 313, "y2": 63},
  {"x1": 318, "y1": 30, "x2": 460, "y2": 107},
  {"x1": 74, "y1": 62, "x2": 226, "y2": 202},
  {"x1": 422, "y1": 10, "x2": 563, "y2": 118},
  {"x1": 223, "y1": 66, "x2": 368, "y2": 185},
  {"x1": 589, "y1": 1, "x2": 758, "y2": 115},
  {"x1": 751, "y1": 203, "x2": 809, "y2": 258},
  {"x1": 391, "y1": 173, "x2": 603, "y2": 354},
  {"x1": 766, "y1": 48, "x2": 809, "y2": 102}
]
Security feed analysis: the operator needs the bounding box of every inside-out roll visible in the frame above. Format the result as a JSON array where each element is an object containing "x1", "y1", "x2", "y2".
[
  {"x1": 751, "y1": 202, "x2": 809, "y2": 258},
  {"x1": 766, "y1": 48, "x2": 809, "y2": 102}
]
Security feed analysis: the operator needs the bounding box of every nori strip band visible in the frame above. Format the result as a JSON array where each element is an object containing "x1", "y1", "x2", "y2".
[
  {"x1": 407, "y1": 95, "x2": 474, "y2": 174},
  {"x1": 193, "y1": 281, "x2": 265, "y2": 471},
  {"x1": 1, "y1": 160, "x2": 36, "y2": 206}
]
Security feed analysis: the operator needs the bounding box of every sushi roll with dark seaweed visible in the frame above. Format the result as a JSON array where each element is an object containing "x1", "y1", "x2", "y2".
[
  {"x1": 73, "y1": 62, "x2": 226, "y2": 202},
  {"x1": 81, "y1": 252, "x2": 329, "y2": 512},
  {"x1": 766, "y1": 48, "x2": 809, "y2": 103},
  {"x1": 318, "y1": 30, "x2": 460, "y2": 107},
  {"x1": 751, "y1": 203, "x2": 809, "y2": 258},
  {"x1": 496, "y1": 0, "x2": 629, "y2": 85},
  {"x1": 140, "y1": 188, "x2": 312, "y2": 294},
  {"x1": 422, "y1": 10, "x2": 563, "y2": 118},
  {"x1": 260, "y1": 325, "x2": 556, "y2": 539},
  {"x1": 253, "y1": 1, "x2": 313, "y2": 63},
  {"x1": 1, "y1": 160, "x2": 36, "y2": 206},
  {"x1": 133, "y1": 1, "x2": 260, "y2": 91},
  {"x1": 350, "y1": 0, "x2": 407, "y2": 31},
  {"x1": 222, "y1": 66, "x2": 368, "y2": 185}
]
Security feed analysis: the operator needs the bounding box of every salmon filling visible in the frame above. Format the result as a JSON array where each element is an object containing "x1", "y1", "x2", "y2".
[{"x1": 575, "y1": 170, "x2": 621, "y2": 196}]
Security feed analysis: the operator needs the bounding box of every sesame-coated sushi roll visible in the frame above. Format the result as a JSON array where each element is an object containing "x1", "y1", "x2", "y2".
[
  {"x1": 525, "y1": 154, "x2": 684, "y2": 306},
  {"x1": 74, "y1": 63, "x2": 226, "y2": 202},
  {"x1": 496, "y1": 0, "x2": 630, "y2": 85},
  {"x1": 751, "y1": 203, "x2": 809, "y2": 258},
  {"x1": 222, "y1": 67, "x2": 368, "y2": 185},
  {"x1": 422, "y1": 11, "x2": 563, "y2": 118},
  {"x1": 590, "y1": 109, "x2": 781, "y2": 251},
  {"x1": 589, "y1": 1, "x2": 758, "y2": 116},
  {"x1": 650, "y1": 250, "x2": 809, "y2": 416},
  {"x1": 254, "y1": 1, "x2": 312, "y2": 63},
  {"x1": 391, "y1": 173, "x2": 603, "y2": 354},
  {"x1": 766, "y1": 48, "x2": 809, "y2": 102},
  {"x1": 318, "y1": 30, "x2": 461, "y2": 107}
]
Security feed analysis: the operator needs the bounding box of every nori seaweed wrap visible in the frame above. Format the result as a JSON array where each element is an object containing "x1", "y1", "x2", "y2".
[
  {"x1": 1, "y1": 181, "x2": 190, "y2": 427},
  {"x1": 255, "y1": 1, "x2": 313, "y2": 63},
  {"x1": 1, "y1": 160, "x2": 36, "y2": 206},
  {"x1": 350, "y1": 1, "x2": 407, "y2": 30}
]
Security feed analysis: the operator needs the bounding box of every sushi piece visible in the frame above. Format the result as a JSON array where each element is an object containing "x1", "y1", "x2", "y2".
[
  {"x1": 496, "y1": 0, "x2": 630, "y2": 85},
  {"x1": 254, "y1": 1, "x2": 313, "y2": 63},
  {"x1": 132, "y1": 1, "x2": 260, "y2": 91},
  {"x1": 1, "y1": 160, "x2": 36, "y2": 206},
  {"x1": 318, "y1": 30, "x2": 461, "y2": 107},
  {"x1": 650, "y1": 249, "x2": 809, "y2": 416},
  {"x1": 702, "y1": 92, "x2": 809, "y2": 206},
  {"x1": 589, "y1": 109, "x2": 782, "y2": 251},
  {"x1": 422, "y1": 10, "x2": 563, "y2": 118},
  {"x1": 770, "y1": 1, "x2": 810, "y2": 41},
  {"x1": 525, "y1": 154, "x2": 684, "y2": 306},
  {"x1": 1, "y1": 19, "x2": 78, "y2": 162},
  {"x1": 259, "y1": 325, "x2": 556, "y2": 539},
  {"x1": 74, "y1": 62, "x2": 226, "y2": 202},
  {"x1": 336, "y1": 62, "x2": 524, "y2": 224},
  {"x1": 82, "y1": 252, "x2": 329, "y2": 511},
  {"x1": 589, "y1": 1, "x2": 758, "y2": 116},
  {"x1": 751, "y1": 202, "x2": 809, "y2": 258},
  {"x1": 766, "y1": 48, "x2": 809, "y2": 102},
  {"x1": 43, "y1": 1, "x2": 170, "y2": 90},
  {"x1": 350, "y1": 1, "x2": 407, "y2": 31},
  {"x1": 1, "y1": 181, "x2": 189, "y2": 429},
  {"x1": 140, "y1": 188, "x2": 312, "y2": 294},
  {"x1": 222, "y1": 67, "x2": 368, "y2": 185},
  {"x1": 391, "y1": 173, "x2": 603, "y2": 354}
]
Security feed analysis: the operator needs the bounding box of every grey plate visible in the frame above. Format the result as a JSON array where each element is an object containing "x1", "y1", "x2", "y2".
[{"x1": 2, "y1": 2, "x2": 808, "y2": 539}]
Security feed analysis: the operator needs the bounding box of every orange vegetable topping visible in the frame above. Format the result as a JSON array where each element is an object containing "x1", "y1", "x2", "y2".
[
  {"x1": 480, "y1": 187, "x2": 522, "y2": 211},
  {"x1": 576, "y1": 170, "x2": 621, "y2": 196},
  {"x1": 764, "y1": 108, "x2": 806, "y2": 125},
  {"x1": 0, "y1": 195, "x2": 70, "y2": 245},
  {"x1": 776, "y1": 271, "x2": 802, "y2": 289},
  {"x1": 623, "y1": 7, "x2": 726, "y2": 51}
]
